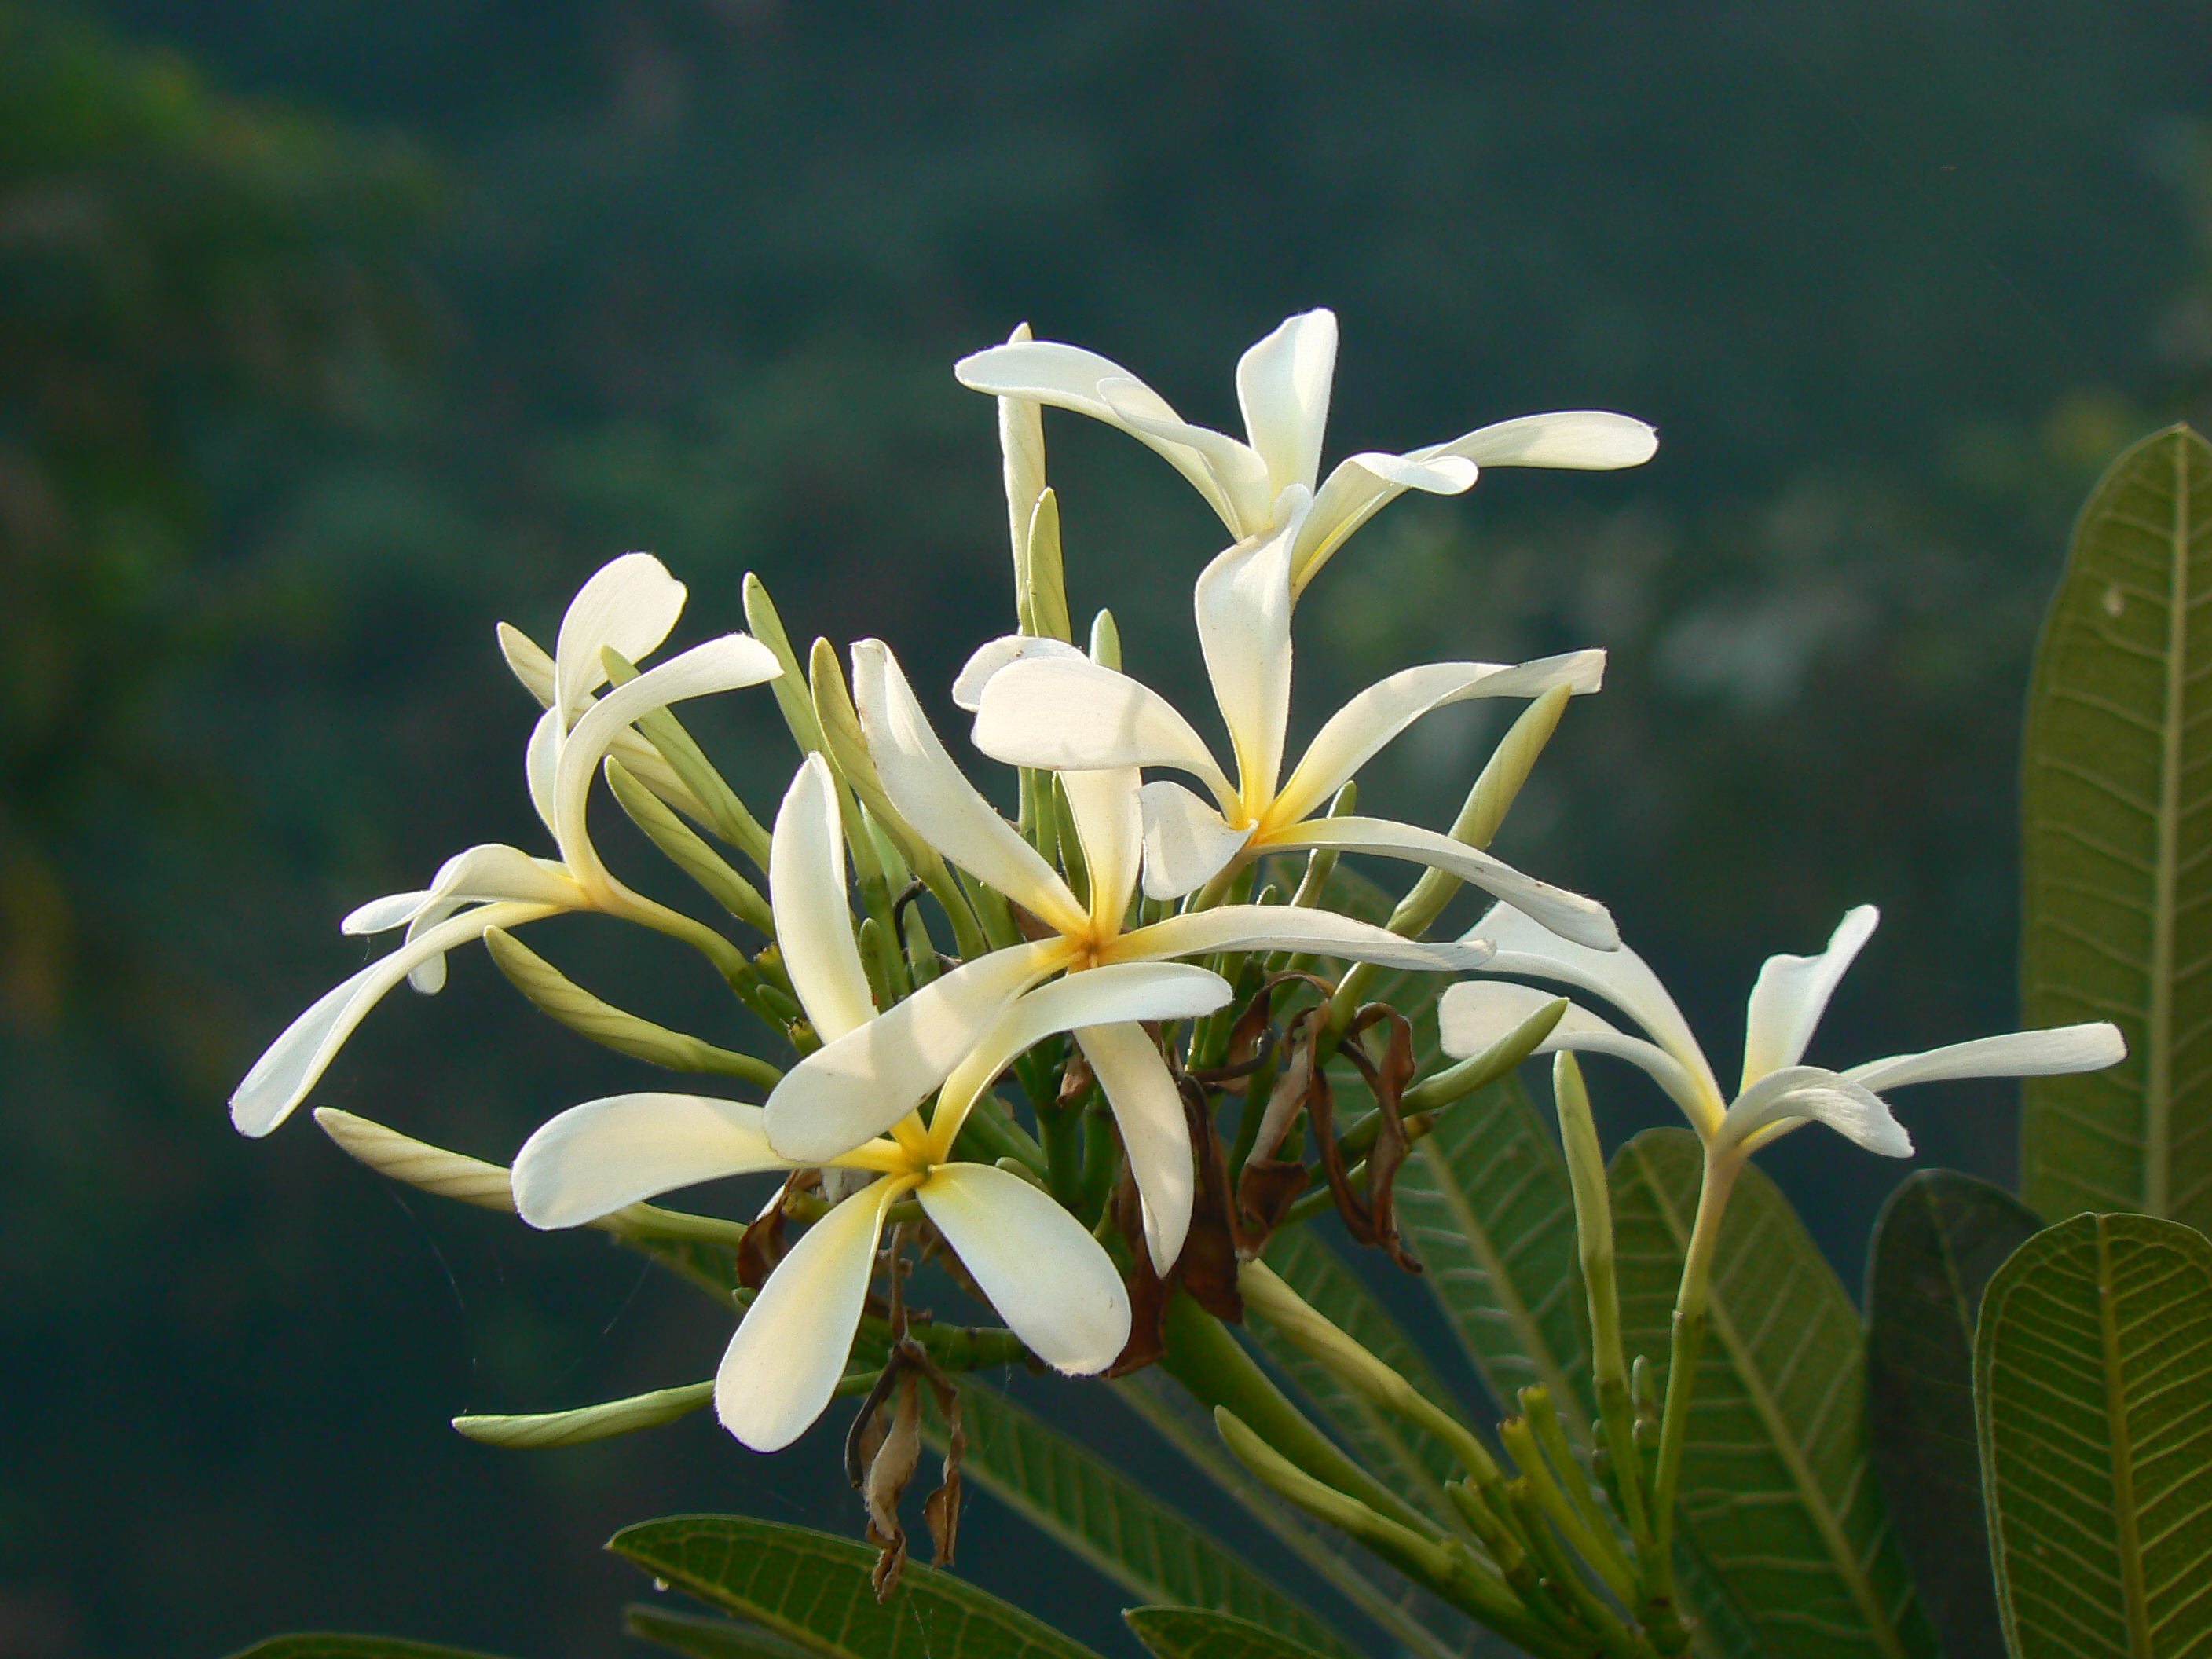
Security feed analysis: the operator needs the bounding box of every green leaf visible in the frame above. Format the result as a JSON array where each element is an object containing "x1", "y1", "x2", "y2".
[
  {"x1": 224, "y1": 1641, "x2": 514, "y2": 1659},
  {"x1": 609, "y1": 1514, "x2": 1109, "y2": 1659},
  {"x1": 1392, "y1": 1072, "x2": 1591, "y2": 1430},
  {"x1": 1250, "y1": 1229, "x2": 1464, "y2": 1523},
  {"x1": 1866, "y1": 1171, "x2": 2042, "y2": 1659},
  {"x1": 923, "y1": 1380, "x2": 1357, "y2": 1659},
  {"x1": 625, "y1": 1606, "x2": 819, "y2": 1659},
  {"x1": 2021, "y1": 423, "x2": 2212, "y2": 1233},
  {"x1": 1976, "y1": 1211, "x2": 2212, "y2": 1659},
  {"x1": 1611, "y1": 1128, "x2": 1938, "y2": 1659},
  {"x1": 1122, "y1": 1606, "x2": 1339, "y2": 1659}
]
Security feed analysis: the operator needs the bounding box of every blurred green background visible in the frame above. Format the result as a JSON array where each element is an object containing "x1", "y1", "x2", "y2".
[{"x1": 5, "y1": 2, "x2": 2211, "y2": 1654}]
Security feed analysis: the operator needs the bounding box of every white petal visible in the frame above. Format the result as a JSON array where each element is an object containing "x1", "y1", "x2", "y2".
[
  {"x1": 1438, "y1": 981, "x2": 1708, "y2": 1119},
  {"x1": 342, "y1": 889, "x2": 435, "y2": 936},
  {"x1": 1739, "y1": 906, "x2": 1880, "y2": 1087},
  {"x1": 1097, "y1": 379, "x2": 1275, "y2": 533},
  {"x1": 1265, "y1": 817, "x2": 1617, "y2": 951},
  {"x1": 764, "y1": 939, "x2": 1066, "y2": 1164},
  {"x1": 554, "y1": 634, "x2": 782, "y2": 888},
  {"x1": 229, "y1": 899, "x2": 565, "y2": 1137},
  {"x1": 971, "y1": 657, "x2": 1236, "y2": 808},
  {"x1": 851, "y1": 641, "x2": 1084, "y2": 932},
  {"x1": 496, "y1": 621, "x2": 557, "y2": 709},
  {"x1": 1075, "y1": 1021, "x2": 1193, "y2": 1273},
  {"x1": 427, "y1": 843, "x2": 589, "y2": 910},
  {"x1": 513, "y1": 1093, "x2": 799, "y2": 1229},
  {"x1": 1844, "y1": 1023, "x2": 2126, "y2": 1093},
  {"x1": 717, "y1": 1178, "x2": 901, "y2": 1451},
  {"x1": 1119, "y1": 906, "x2": 1492, "y2": 974},
  {"x1": 553, "y1": 552, "x2": 688, "y2": 725},
  {"x1": 1060, "y1": 767, "x2": 1145, "y2": 928},
  {"x1": 769, "y1": 756, "x2": 876, "y2": 1043},
  {"x1": 1273, "y1": 653, "x2": 1606, "y2": 825},
  {"x1": 951, "y1": 634, "x2": 1086, "y2": 712},
  {"x1": 1717, "y1": 1065, "x2": 1911, "y2": 1159},
  {"x1": 916, "y1": 1163, "x2": 1131, "y2": 1373},
  {"x1": 1340, "y1": 451, "x2": 1478, "y2": 494},
  {"x1": 953, "y1": 339, "x2": 1243, "y2": 532},
  {"x1": 1195, "y1": 509, "x2": 1301, "y2": 810},
  {"x1": 1428, "y1": 411, "x2": 1661, "y2": 472},
  {"x1": 1235, "y1": 309, "x2": 1337, "y2": 497},
  {"x1": 526, "y1": 704, "x2": 562, "y2": 835},
  {"x1": 1470, "y1": 902, "x2": 1725, "y2": 1128},
  {"x1": 934, "y1": 962, "x2": 1232, "y2": 1135},
  {"x1": 1138, "y1": 780, "x2": 1254, "y2": 900}
]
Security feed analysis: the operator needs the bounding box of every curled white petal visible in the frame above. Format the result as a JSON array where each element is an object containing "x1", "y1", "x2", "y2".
[
  {"x1": 1438, "y1": 981, "x2": 1708, "y2": 1122},
  {"x1": 1235, "y1": 309, "x2": 1338, "y2": 498},
  {"x1": 1740, "y1": 906, "x2": 1880, "y2": 1087},
  {"x1": 513, "y1": 1093, "x2": 800, "y2": 1229},
  {"x1": 916, "y1": 1163, "x2": 1131, "y2": 1373},
  {"x1": 717, "y1": 1178, "x2": 903, "y2": 1451},
  {"x1": 1844, "y1": 1023, "x2": 2126, "y2": 1093},
  {"x1": 851, "y1": 640, "x2": 1083, "y2": 932},
  {"x1": 769, "y1": 756, "x2": 875, "y2": 1043},
  {"x1": 971, "y1": 657, "x2": 1236, "y2": 809},
  {"x1": 1430, "y1": 411, "x2": 1661, "y2": 472},
  {"x1": 1138, "y1": 780, "x2": 1253, "y2": 900},
  {"x1": 1075, "y1": 1021, "x2": 1193, "y2": 1273},
  {"x1": 1717, "y1": 1064, "x2": 1911, "y2": 1159},
  {"x1": 553, "y1": 552, "x2": 688, "y2": 726},
  {"x1": 342, "y1": 889, "x2": 435, "y2": 936},
  {"x1": 1195, "y1": 511, "x2": 1302, "y2": 812},
  {"x1": 951, "y1": 634, "x2": 1086, "y2": 712},
  {"x1": 1342, "y1": 452, "x2": 1478, "y2": 494},
  {"x1": 1120, "y1": 906, "x2": 1492, "y2": 974}
]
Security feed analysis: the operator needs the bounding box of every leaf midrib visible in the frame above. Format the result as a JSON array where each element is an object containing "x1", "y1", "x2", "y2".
[
  {"x1": 1633, "y1": 1144, "x2": 1910, "y2": 1659},
  {"x1": 2149, "y1": 434, "x2": 2192, "y2": 1219},
  {"x1": 2097, "y1": 1220, "x2": 2156, "y2": 1659}
]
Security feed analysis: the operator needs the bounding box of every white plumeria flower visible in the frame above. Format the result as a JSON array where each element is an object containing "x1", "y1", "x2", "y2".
[
  {"x1": 958, "y1": 507, "x2": 1617, "y2": 942},
  {"x1": 954, "y1": 307, "x2": 1657, "y2": 597},
  {"x1": 1439, "y1": 901, "x2": 2126, "y2": 1162},
  {"x1": 756, "y1": 645, "x2": 1496, "y2": 1271},
  {"x1": 510, "y1": 753, "x2": 1169, "y2": 1451},
  {"x1": 229, "y1": 557, "x2": 782, "y2": 1138}
]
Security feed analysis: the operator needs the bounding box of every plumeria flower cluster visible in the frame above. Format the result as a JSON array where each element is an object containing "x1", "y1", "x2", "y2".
[{"x1": 230, "y1": 298, "x2": 2123, "y2": 1565}]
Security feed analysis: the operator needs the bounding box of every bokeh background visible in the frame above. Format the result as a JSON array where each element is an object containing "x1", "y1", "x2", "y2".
[{"x1": 7, "y1": 2, "x2": 2212, "y2": 1654}]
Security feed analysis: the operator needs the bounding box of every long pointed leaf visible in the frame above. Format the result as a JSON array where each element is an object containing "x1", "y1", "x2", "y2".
[
  {"x1": 2022, "y1": 423, "x2": 2212, "y2": 1232},
  {"x1": 1124, "y1": 1607, "x2": 1340, "y2": 1659},
  {"x1": 609, "y1": 1515, "x2": 1108, "y2": 1659},
  {"x1": 1611, "y1": 1128, "x2": 1938, "y2": 1659},
  {"x1": 1976, "y1": 1211, "x2": 2212, "y2": 1659},
  {"x1": 1866, "y1": 1170, "x2": 2042, "y2": 1659},
  {"x1": 923, "y1": 1380, "x2": 1357, "y2": 1659}
]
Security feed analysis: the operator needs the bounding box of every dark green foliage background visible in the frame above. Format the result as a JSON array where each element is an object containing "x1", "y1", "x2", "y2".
[{"x1": 5, "y1": 2, "x2": 2211, "y2": 1654}]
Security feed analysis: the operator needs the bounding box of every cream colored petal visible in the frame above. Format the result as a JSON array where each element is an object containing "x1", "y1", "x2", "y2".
[
  {"x1": 769, "y1": 756, "x2": 876, "y2": 1043},
  {"x1": 1438, "y1": 981, "x2": 1708, "y2": 1122},
  {"x1": 552, "y1": 552, "x2": 689, "y2": 726},
  {"x1": 1097, "y1": 379, "x2": 1276, "y2": 533},
  {"x1": 1273, "y1": 652, "x2": 1606, "y2": 825},
  {"x1": 971, "y1": 657, "x2": 1236, "y2": 809},
  {"x1": 916, "y1": 1163, "x2": 1130, "y2": 1374},
  {"x1": 1075, "y1": 1021, "x2": 1192, "y2": 1273},
  {"x1": 1339, "y1": 451, "x2": 1478, "y2": 494},
  {"x1": 1470, "y1": 901, "x2": 1725, "y2": 1126},
  {"x1": 513, "y1": 1093, "x2": 800, "y2": 1229},
  {"x1": 554, "y1": 634, "x2": 782, "y2": 891},
  {"x1": 1235, "y1": 309, "x2": 1337, "y2": 497},
  {"x1": 1844, "y1": 1024, "x2": 2126, "y2": 1093},
  {"x1": 951, "y1": 634, "x2": 1086, "y2": 712},
  {"x1": 1195, "y1": 510, "x2": 1301, "y2": 811},
  {"x1": 953, "y1": 339, "x2": 1243, "y2": 530},
  {"x1": 342, "y1": 888, "x2": 435, "y2": 936},
  {"x1": 1425, "y1": 410, "x2": 1661, "y2": 472},
  {"x1": 764, "y1": 939, "x2": 1066, "y2": 1164},
  {"x1": 716, "y1": 1178, "x2": 901, "y2": 1451},
  {"x1": 934, "y1": 962, "x2": 1232, "y2": 1138},
  {"x1": 1263, "y1": 817, "x2": 1616, "y2": 950},
  {"x1": 1118, "y1": 906, "x2": 1491, "y2": 974},
  {"x1": 851, "y1": 640, "x2": 1083, "y2": 932},
  {"x1": 526, "y1": 704, "x2": 562, "y2": 835},
  {"x1": 1740, "y1": 906, "x2": 1881, "y2": 1088},
  {"x1": 1716, "y1": 1064, "x2": 1910, "y2": 1159},
  {"x1": 229, "y1": 899, "x2": 565, "y2": 1137},
  {"x1": 1138, "y1": 780, "x2": 1253, "y2": 900},
  {"x1": 1060, "y1": 767, "x2": 1145, "y2": 928}
]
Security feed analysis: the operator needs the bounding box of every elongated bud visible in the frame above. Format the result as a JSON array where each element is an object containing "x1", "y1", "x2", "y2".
[
  {"x1": 484, "y1": 928, "x2": 782, "y2": 1089},
  {"x1": 454, "y1": 1380, "x2": 713, "y2": 1448},
  {"x1": 1401, "y1": 994, "x2": 1567, "y2": 1115},
  {"x1": 496, "y1": 621, "x2": 557, "y2": 707},
  {"x1": 1288, "y1": 782, "x2": 1355, "y2": 909},
  {"x1": 315, "y1": 1108, "x2": 515, "y2": 1212},
  {"x1": 1214, "y1": 1408, "x2": 1453, "y2": 1573},
  {"x1": 1024, "y1": 489, "x2": 1071, "y2": 643},
  {"x1": 996, "y1": 322, "x2": 1049, "y2": 617},
  {"x1": 600, "y1": 646, "x2": 771, "y2": 862},
  {"x1": 1383, "y1": 683, "x2": 1573, "y2": 942},
  {"x1": 606, "y1": 761, "x2": 775, "y2": 936},
  {"x1": 742, "y1": 573, "x2": 831, "y2": 755},
  {"x1": 1088, "y1": 607, "x2": 1121, "y2": 670}
]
